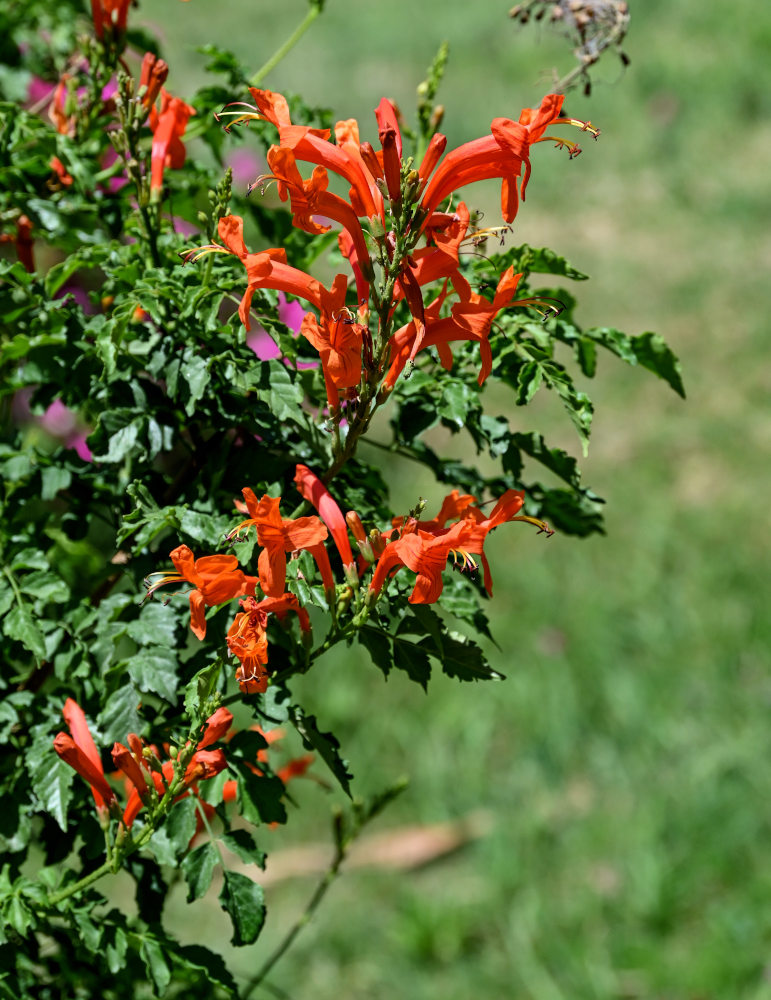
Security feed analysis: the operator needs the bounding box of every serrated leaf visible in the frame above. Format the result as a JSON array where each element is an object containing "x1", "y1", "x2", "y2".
[
  {"x1": 391, "y1": 633, "x2": 432, "y2": 689},
  {"x1": 140, "y1": 933, "x2": 171, "y2": 995},
  {"x1": 104, "y1": 921, "x2": 129, "y2": 974},
  {"x1": 516, "y1": 361, "x2": 543, "y2": 405},
  {"x1": 181, "y1": 842, "x2": 219, "y2": 902},
  {"x1": 147, "y1": 827, "x2": 178, "y2": 868},
  {"x1": 127, "y1": 650, "x2": 179, "y2": 704},
  {"x1": 237, "y1": 765, "x2": 288, "y2": 826},
  {"x1": 165, "y1": 797, "x2": 199, "y2": 858},
  {"x1": 29, "y1": 755, "x2": 73, "y2": 832},
  {"x1": 183, "y1": 661, "x2": 222, "y2": 726},
  {"x1": 584, "y1": 327, "x2": 685, "y2": 397},
  {"x1": 488, "y1": 244, "x2": 589, "y2": 280},
  {"x1": 98, "y1": 684, "x2": 142, "y2": 744},
  {"x1": 173, "y1": 943, "x2": 238, "y2": 993},
  {"x1": 5, "y1": 894, "x2": 34, "y2": 937},
  {"x1": 228, "y1": 730, "x2": 269, "y2": 760},
  {"x1": 509, "y1": 432, "x2": 582, "y2": 489},
  {"x1": 289, "y1": 706, "x2": 353, "y2": 796},
  {"x1": 126, "y1": 601, "x2": 178, "y2": 648},
  {"x1": 631, "y1": 331, "x2": 685, "y2": 397},
  {"x1": 441, "y1": 632, "x2": 503, "y2": 681},
  {"x1": 264, "y1": 363, "x2": 302, "y2": 420},
  {"x1": 94, "y1": 421, "x2": 140, "y2": 463},
  {"x1": 358, "y1": 626, "x2": 392, "y2": 678},
  {"x1": 4, "y1": 604, "x2": 46, "y2": 661},
  {"x1": 221, "y1": 829, "x2": 266, "y2": 869},
  {"x1": 219, "y1": 870, "x2": 266, "y2": 946},
  {"x1": 180, "y1": 354, "x2": 210, "y2": 416},
  {"x1": 17, "y1": 570, "x2": 70, "y2": 605}
]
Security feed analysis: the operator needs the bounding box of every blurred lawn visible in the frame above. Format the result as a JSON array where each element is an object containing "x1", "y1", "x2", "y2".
[{"x1": 148, "y1": 1, "x2": 771, "y2": 997}]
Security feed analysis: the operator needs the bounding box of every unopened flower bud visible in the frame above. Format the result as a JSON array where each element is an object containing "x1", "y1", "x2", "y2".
[
  {"x1": 368, "y1": 215, "x2": 386, "y2": 240},
  {"x1": 369, "y1": 529, "x2": 387, "y2": 558}
]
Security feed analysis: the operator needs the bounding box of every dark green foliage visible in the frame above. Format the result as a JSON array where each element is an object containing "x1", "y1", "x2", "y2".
[{"x1": 0, "y1": 0, "x2": 682, "y2": 993}]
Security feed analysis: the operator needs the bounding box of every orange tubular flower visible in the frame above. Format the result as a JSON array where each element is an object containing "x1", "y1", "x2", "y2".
[
  {"x1": 145, "y1": 544, "x2": 258, "y2": 640},
  {"x1": 418, "y1": 93, "x2": 599, "y2": 224},
  {"x1": 148, "y1": 89, "x2": 195, "y2": 195},
  {"x1": 294, "y1": 464, "x2": 355, "y2": 571},
  {"x1": 385, "y1": 265, "x2": 536, "y2": 388},
  {"x1": 227, "y1": 488, "x2": 328, "y2": 597},
  {"x1": 228, "y1": 594, "x2": 311, "y2": 694},
  {"x1": 299, "y1": 277, "x2": 367, "y2": 408},
  {"x1": 91, "y1": 0, "x2": 131, "y2": 41},
  {"x1": 369, "y1": 517, "x2": 480, "y2": 605},
  {"x1": 374, "y1": 489, "x2": 552, "y2": 601},
  {"x1": 459, "y1": 489, "x2": 554, "y2": 596},
  {"x1": 54, "y1": 699, "x2": 117, "y2": 816},
  {"x1": 264, "y1": 146, "x2": 373, "y2": 290}
]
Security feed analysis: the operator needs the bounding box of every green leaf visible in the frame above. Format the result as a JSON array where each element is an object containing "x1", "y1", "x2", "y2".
[
  {"x1": 516, "y1": 361, "x2": 543, "y2": 405},
  {"x1": 98, "y1": 683, "x2": 142, "y2": 744},
  {"x1": 172, "y1": 944, "x2": 238, "y2": 994},
  {"x1": 584, "y1": 327, "x2": 685, "y2": 397},
  {"x1": 4, "y1": 604, "x2": 46, "y2": 661},
  {"x1": 391, "y1": 632, "x2": 432, "y2": 689},
  {"x1": 221, "y1": 829, "x2": 266, "y2": 869},
  {"x1": 219, "y1": 870, "x2": 266, "y2": 946},
  {"x1": 263, "y1": 363, "x2": 302, "y2": 420},
  {"x1": 165, "y1": 797, "x2": 199, "y2": 859},
  {"x1": 125, "y1": 600, "x2": 178, "y2": 649},
  {"x1": 31, "y1": 755, "x2": 73, "y2": 832},
  {"x1": 237, "y1": 765, "x2": 288, "y2": 826},
  {"x1": 180, "y1": 354, "x2": 210, "y2": 416},
  {"x1": 289, "y1": 706, "x2": 353, "y2": 796},
  {"x1": 487, "y1": 244, "x2": 590, "y2": 280},
  {"x1": 147, "y1": 827, "x2": 179, "y2": 868},
  {"x1": 184, "y1": 661, "x2": 222, "y2": 727},
  {"x1": 509, "y1": 431, "x2": 582, "y2": 488},
  {"x1": 140, "y1": 933, "x2": 172, "y2": 995},
  {"x1": 93, "y1": 420, "x2": 140, "y2": 463},
  {"x1": 181, "y1": 842, "x2": 219, "y2": 902},
  {"x1": 40, "y1": 466, "x2": 72, "y2": 500},
  {"x1": 104, "y1": 920, "x2": 129, "y2": 974},
  {"x1": 227, "y1": 730, "x2": 269, "y2": 760},
  {"x1": 438, "y1": 379, "x2": 476, "y2": 429},
  {"x1": 441, "y1": 632, "x2": 504, "y2": 682},
  {"x1": 127, "y1": 650, "x2": 179, "y2": 704},
  {"x1": 630, "y1": 331, "x2": 686, "y2": 397},
  {"x1": 17, "y1": 570, "x2": 69, "y2": 605},
  {"x1": 4, "y1": 894, "x2": 34, "y2": 938},
  {"x1": 358, "y1": 626, "x2": 392, "y2": 678}
]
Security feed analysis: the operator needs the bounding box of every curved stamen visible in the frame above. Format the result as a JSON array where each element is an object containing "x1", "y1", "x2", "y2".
[
  {"x1": 553, "y1": 117, "x2": 601, "y2": 139},
  {"x1": 510, "y1": 515, "x2": 554, "y2": 537},
  {"x1": 539, "y1": 135, "x2": 583, "y2": 158},
  {"x1": 448, "y1": 547, "x2": 478, "y2": 573},
  {"x1": 142, "y1": 572, "x2": 186, "y2": 601},
  {"x1": 178, "y1": 243, "x2": 231, "y2": 264}
]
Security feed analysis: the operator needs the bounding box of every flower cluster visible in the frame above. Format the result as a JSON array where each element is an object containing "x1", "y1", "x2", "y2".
[
  {"x1": 147, "y1": 466, "x2": 552, "y2": 694},
  {"x1": 53, "y1": 698, "x2": 232, "y2": 829},
  {"x1": 184, "y1": 87, "x2": 598, "y2": 406},
  {"x1": 53, "y1": 698, "x2": 312, "y2": 830}
]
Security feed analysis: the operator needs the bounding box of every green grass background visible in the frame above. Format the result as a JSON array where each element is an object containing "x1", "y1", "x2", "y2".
[{"x1": 144, "y1": 2, "x2": 771, "y2": 996}]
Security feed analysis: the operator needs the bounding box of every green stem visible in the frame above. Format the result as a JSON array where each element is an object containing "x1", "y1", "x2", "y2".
[
  {"x1": 2, "y1": 565, "x2": 23, "y2": 609},
  {"x1": 46, "y1": 860, "x2": 113, "y2": 907},
  {"x1": 242, "y1": 825, "x2": 347, "y2": 997},
  {"x1": 250, "y1": 5, "x2": 322, "y2": 87}
]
